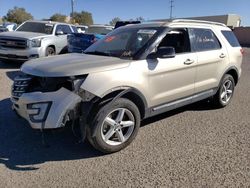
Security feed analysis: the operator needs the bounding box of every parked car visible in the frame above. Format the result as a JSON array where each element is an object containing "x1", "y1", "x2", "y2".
[
  {"x1": 67, "y1": 24, "x2": 113, "y2": 53},
  {"x1": 114, "y1": 21, "x2": 141, "y2": 29},
  {"x1": 0, "y1": 20, "x2": 76, "y2": 62},
  {"x1": 0, "y1": 26, "x2": 8, "y2": 32},
  {"x1": 11, "y1": 19, "x2": 243, "y2": 153},
  {"x1": 76, "y1": 25, "x2": 88, "y2": 33},
  {"x1": 3, "y1": 22, "x2": 17, "y2": 31}
]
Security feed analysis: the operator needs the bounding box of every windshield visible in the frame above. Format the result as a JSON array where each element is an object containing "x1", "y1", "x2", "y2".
[
  {"x1": 86, "y1": 26, "x2": 113, "y2": 35},
  {"x1": 85, "y1": 27, "x2": 159, "y2": 59},
  {"x1": 16, "y1": 22, "x2": 54, "y2": 34}
]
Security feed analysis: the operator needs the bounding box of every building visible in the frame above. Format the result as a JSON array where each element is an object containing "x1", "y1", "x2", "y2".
[
  {"x1": 186, "y1": 14, "x2": 241, "y2": 28},
  {"x1": 154, "y1": 14, "x2": 241, "y2": 28}
]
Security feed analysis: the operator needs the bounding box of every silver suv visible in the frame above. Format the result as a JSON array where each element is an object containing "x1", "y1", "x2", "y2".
[
  {"x1": 11, "y1": 20, "x2": 243, "y2": 153},
  {"x1": 0, "y1": 20, "x2": 76, "y2": 62}
]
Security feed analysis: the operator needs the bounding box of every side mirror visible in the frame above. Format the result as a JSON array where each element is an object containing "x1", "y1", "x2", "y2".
[
  {"x1": 56, "y1": 30, "x2": 64, "y2": 35},
  {"x1": 147, "y1": 47, "x2": 176, "y2": 59}
]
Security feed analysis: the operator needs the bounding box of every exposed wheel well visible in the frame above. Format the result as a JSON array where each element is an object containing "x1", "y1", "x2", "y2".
[
  {"x1": 47, "y1": 45, "x2": 56, "y2": 53},
  {"x1": 225, "y1": 69, "x2": 239, "y2": 85},
  {"x1": 96, "y1": 89, "x2": 146, "y2": 119}
]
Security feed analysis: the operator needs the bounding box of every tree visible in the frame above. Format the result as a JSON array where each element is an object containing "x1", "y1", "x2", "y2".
[
  {"x1": 50, "y1": 13, "x2": 67, "y2": 22},
  {"x1": 3, "y1": 7, "x2": 33, "y2": 24},
  {"x1": 109, "y1": 17, "x2": 121, "y2": 26},
  {"x1": 135, "y1": 17, "x2": 145, "y2": 22},
  {"x1": 73, "y1": 11, "x2": 93, "y2": 25}
]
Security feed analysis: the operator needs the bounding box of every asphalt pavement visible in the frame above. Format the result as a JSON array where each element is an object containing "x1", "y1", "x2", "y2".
[{"x1": 0, "y1": 50, "x2": 250, "y2": 187}]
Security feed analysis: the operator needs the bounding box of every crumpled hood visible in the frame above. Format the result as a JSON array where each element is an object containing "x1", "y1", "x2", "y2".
[
  {"x1": 0, "y1": 31, "x2": 49, "y2": 39},
  {"x1": 21, "y1": 53, "x2": 131, "y2": 77}
]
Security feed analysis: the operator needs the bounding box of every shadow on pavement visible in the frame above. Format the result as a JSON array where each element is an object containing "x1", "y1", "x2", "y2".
[
  {"x1": 141, "y1": 99, "x2": 216, "y2": 126},
  {"x1": 0, "y1": 98, "x2": 103, "y2": 171},
  {"x1": 0, "y1": 98, "x2": 216, "y2": 171}
]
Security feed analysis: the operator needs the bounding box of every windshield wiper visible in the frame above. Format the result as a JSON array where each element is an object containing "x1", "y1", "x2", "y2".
[{"x1": 84, "y1": 51, "x2": 111, "y2": 57}]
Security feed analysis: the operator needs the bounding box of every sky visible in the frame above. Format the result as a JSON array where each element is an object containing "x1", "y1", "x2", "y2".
[{"x1": 0, "y1": 0, "x2": 250, "y2": 26}]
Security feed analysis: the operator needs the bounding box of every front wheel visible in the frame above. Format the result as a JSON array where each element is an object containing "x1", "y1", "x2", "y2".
[
  {"x1": 212, "y1": 74, "x2": 235, "y2": 108},
  {"x1": 87, "y1": 98, "x2": 141, "y2": 153}
]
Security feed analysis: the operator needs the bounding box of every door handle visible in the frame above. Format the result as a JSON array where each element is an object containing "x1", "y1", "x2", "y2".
[
  {"x1": 219, "y1": 53, "x2": 226, "y2": 58},
  {"x1": 184, "y1": 59, "x2": 194, "y2": 65}
]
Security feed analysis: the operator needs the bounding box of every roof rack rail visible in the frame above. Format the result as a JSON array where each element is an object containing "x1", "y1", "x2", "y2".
[{"x1": 171, "y1": 19, "x2": 226, "y2": 27}]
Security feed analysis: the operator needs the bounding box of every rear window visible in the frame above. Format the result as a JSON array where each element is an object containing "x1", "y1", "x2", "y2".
[{"x1": 221, "y1": 30, "x2": 240, "y2": 47}]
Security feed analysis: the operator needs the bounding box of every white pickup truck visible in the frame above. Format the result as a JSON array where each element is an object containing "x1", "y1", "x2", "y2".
[{"x1": 0, "y1": 20, "x2": 77, "y2": 62}]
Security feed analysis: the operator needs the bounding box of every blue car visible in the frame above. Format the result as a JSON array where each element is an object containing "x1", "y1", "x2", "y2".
[{"x1": 67, "y1": 25, "x2": 113, "y2": 53}]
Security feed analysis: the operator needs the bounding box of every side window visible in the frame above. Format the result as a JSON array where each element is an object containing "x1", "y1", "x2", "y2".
[
  {"x1": 71, "y1": 26, "x2": 78, "y2": 33},
  {"x1": 221, "y1": 30, "x2": 240, "y2": 47},
  {"x1": 56, "y1": 25, "x2": 72, "y2": 34},
  {"x1": 158, "y1": 28, "x2": 191, "y2": 54},
  {"x1": 190, "y1": 28, "x2": 221, "y2": 52}
]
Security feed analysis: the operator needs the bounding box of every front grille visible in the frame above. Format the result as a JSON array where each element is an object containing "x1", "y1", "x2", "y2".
[
  {"x1": 11, "y1": 75, "x2": 32, "y2": 101},
  {"x1": 0, "y1": 37, "x2": 27, "y2": 49}
]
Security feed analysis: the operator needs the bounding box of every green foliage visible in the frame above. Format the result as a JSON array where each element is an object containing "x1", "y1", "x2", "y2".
[
  {"x1": 3, "y1": 6, "x2": 33, "y2": 24},
  {"x1": 50, "y1": 13, "x2": 67, "y2": 22},
  {"x1": 73, "y1": 11, "x2": 93, "y2": 25},
  {"x1": 109, "y1": 17, "x2": 121, "y2": 26}
]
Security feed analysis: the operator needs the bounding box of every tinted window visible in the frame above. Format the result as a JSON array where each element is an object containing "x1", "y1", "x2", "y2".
[
  {"x1": 86, "y1": 26, "x2": 113, "y2": 35},
  {"x1": 71, "y1": 26, "x2": 78, "y2": 33},
  {"x1": 190, "y1": 28, "x2": 221, "y2": 52},
  {"x1": 56, "y1": 25, "x2": 72, "y2": 34},
  {"x1": 221, "y1": 30, "x2": 240, "y2": 47},
  {"x1": 16, "y1": 22, "x2": 54, "y2": 34},
  {"x1": 158, "y1": 29, "x2": 191, "y2": 53}
]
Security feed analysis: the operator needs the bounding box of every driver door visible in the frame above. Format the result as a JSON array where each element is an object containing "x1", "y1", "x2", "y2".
[{"x1": 148, "y1": 28, "x2": 197, "y2": 109}]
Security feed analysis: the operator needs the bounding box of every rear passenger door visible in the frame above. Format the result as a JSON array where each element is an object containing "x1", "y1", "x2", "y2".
[{"x1": 189, "y1": 28, "x2": 228, "y2": 93}]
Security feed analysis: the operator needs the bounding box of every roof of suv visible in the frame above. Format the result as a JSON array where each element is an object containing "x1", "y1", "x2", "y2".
[{"x1": 122, "y1": 19, "x2": 228, "y2": 29}]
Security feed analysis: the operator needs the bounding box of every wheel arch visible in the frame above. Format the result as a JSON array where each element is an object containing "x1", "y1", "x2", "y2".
[
  {"x1": 46, "y1": 45, "x2": 56, "y2": 54},
  {"x1": 94, "y1": 87, "x2": 148, "y2": 119},
  {"x1": 223, "y1": 66, "x2": 239, "y2": 85}
]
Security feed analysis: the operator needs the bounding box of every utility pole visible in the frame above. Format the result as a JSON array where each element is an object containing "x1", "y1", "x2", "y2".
[
  {"x1": 71, "y1": 0, "x2": 75, "y2": 21},
  {"x1": 170, "y1": 0, "x2": 174, "y2": 20}
]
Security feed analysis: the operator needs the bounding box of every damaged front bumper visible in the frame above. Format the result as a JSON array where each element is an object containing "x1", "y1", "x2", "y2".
[{"x1": 11, "y1": 87, "x2": 82, "y2": 129}]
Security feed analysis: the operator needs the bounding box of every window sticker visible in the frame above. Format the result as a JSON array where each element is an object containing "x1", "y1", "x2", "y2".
[
  {"x1": 137, "y1": 29, "x2": 157, "y2": 35},
  {"x1": 121, "y1": 51, "x2": 132, "y2": 57},
  {"x1": 105, "y1": 36, "x2": 116, "y2": 42}
]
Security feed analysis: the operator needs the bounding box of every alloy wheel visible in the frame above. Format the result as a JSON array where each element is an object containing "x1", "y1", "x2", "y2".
[
  {"x1": 220, "y1": 80, "x2": 233, "y2": 104},
  {"x1": 101, "y1": 108, "x2": 135, "y2": 146}
]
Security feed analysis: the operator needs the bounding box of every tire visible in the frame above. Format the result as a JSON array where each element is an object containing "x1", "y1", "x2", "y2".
[
  {"x1": 212, "y1": 74, "x2": 235, "y2": 108},
  {"x1": 87, "y1": 98, "x2": 141, "y2": 153},
  {"x1": 45, "y1": 46, "x2": 55, "y2": 56}
]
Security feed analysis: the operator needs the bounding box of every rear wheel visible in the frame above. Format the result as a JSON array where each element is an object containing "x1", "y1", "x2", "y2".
[
  {"x1": 87, "y1": 98, "x2": 141, "y2": 153},
  {"x1": 212, "y1": 74, "x2": 235, "y2": 108},
  {"x1": 45, "y1": 46, "x2": 55, "y2": 56}
]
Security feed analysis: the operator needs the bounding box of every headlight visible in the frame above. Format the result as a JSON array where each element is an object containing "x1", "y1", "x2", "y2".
[
  {"x1": 27, "y1": 102, "x2": 52, "y2": 123},
  {"x1": 29, "y1": 38, "x2": 42, "y2": 47}
]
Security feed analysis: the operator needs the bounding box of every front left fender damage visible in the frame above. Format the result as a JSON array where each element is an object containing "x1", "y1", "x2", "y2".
[{"x1": 12, "y1": 87, "x2": 82, "y2": 129}]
